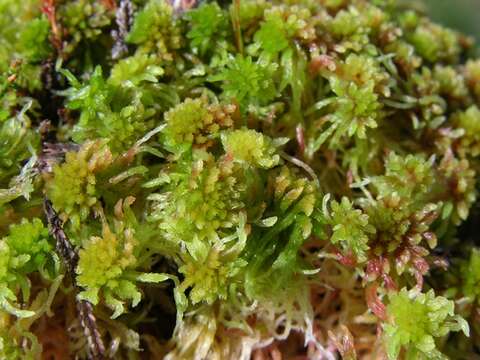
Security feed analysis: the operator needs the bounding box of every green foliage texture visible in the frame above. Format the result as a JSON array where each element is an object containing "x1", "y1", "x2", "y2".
[{"x1": 1, "y1": 0, "x2": 480, "y2": 359}]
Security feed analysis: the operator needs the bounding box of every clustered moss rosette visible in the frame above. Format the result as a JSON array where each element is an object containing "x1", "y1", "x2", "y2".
[{"x1": 1, "y1": 0, "x2": 480, "y2": 359}]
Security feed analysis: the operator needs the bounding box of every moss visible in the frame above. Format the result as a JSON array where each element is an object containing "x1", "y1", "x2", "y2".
[{"x1": 1, "y1": 0, "x2": 480, "y2": 359}]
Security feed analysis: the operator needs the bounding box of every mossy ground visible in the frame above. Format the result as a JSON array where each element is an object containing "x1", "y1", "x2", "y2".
[{"x1": 1, "y1": 0, "x2": 480, "y2": 359}]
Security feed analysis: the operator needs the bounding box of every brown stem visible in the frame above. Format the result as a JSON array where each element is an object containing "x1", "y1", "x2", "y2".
[
  {"x1": 111, "y1": 0, "x2": 134, "y2": 60},
  {"x1": 102, "y1": 0, "x2": 117, "y2": 10},
  {"x1": 44, "y1": 199, "x2": 106, "y2": 360},
  {"x1": 231, "y1": 0, "x2": 243, "y2": 54},
  {"x1": 41, "y1": 0, "x2": 63, "y2": 54}
]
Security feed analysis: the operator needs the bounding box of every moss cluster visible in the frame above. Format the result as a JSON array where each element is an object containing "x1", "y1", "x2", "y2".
[{"x1": 1, "y1": 0, "x2": 480, "y2": 359}]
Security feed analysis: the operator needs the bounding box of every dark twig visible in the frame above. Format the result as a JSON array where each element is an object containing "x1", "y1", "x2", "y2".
[
  {"x1": 77, "y1": 300, "x2": 107, "y2": 359},
  {"x1": 37, "y1": 142, "x2": 79, "y2": 174},
  {"x1": 111, "y1": 0, "x2": 134, "y2": 60},
  {"x1": 44, "y1": 200, "x2": 79, "y2": 275},
  {"x1": 44, "y1": 200, "x2": 106, "y2": 360}
]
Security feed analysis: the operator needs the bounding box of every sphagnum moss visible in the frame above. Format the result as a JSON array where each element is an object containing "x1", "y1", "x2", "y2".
[{"x1": 0, "y1": 0, "x2": 479, "y2": 359}]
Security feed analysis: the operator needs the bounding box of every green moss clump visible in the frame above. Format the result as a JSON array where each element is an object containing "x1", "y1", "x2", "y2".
[{"x1": 1, "y1": 0, "x2": 480, "y2": 359}]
